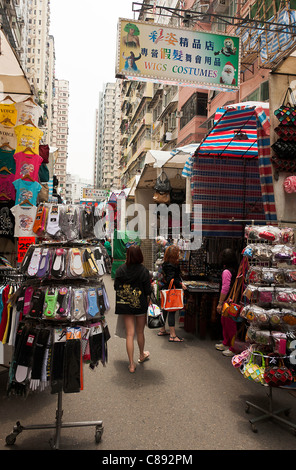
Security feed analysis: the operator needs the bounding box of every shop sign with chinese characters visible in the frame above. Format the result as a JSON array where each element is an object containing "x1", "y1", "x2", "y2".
[{"x1": 116, "y1": 18, "x2": 240, "y2": 91}]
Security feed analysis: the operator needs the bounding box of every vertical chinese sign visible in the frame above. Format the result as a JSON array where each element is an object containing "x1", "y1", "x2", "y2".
[{"x1": 116, "y1": 19, "x2": 240, "y2": 91}]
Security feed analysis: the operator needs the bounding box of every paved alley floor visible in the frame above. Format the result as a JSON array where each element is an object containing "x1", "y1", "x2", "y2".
[{"x1": 1, "y1": 274, "x2": 296, "y2": 451}]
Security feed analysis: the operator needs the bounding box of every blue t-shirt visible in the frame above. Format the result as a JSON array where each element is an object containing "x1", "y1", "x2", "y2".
[{"x1": 13, "y1": 178, "x2": 41, "y2": 205}]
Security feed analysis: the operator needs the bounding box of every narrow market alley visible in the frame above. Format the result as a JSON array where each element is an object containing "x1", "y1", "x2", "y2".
[{"x1": 1, "y1": 274, "x2": 296, "y2": 451}]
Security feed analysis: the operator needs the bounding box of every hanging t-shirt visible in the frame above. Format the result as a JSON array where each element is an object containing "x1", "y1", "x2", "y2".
[
  {"x1": 13, "y1": 179, "x2": 41, "y2": 205},
  {"x1": 0, "y1": 200, "x2": 15, "y2": 240},
  {"x1": 14, "y1": 152, "x2": 43, "y2": 182},
  {"x1": 0, "y1": 148, "x2": 16, "y2": 174},
  {"x1": 15, "y1": 100, "x2": 43, "y2": 127},
  {"x1": 0, "y1": 174, "x2": 16, "y2": 201},
  {"x1": 10, "y1": 204, "x2": 37, "y2": 237},
  {"x1": 0, "y1": 102, "x2": 17, "y2": 127},
  {"x1": 0, "y1": 124, "x2": 17, "y2": 149},
  {"x1": 14, "y1": 124, "x2": 43, "y2": 154}
]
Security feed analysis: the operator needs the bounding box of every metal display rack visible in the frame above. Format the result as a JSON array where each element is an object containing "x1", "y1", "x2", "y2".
[
  {"x1": 2, "y1": 239, "x2": 109, "y2": 449},
  {"x1": 6, "y1": 390, "x2": 104, "y2": 449},
  {"x1": 245, "y1": 384, "x2": 296, "y2": 434},
  {"x1": 239, "y1": 224, "x2": 296, "y2": 434}
]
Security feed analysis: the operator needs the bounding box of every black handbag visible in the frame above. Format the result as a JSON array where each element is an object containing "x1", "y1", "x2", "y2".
[
  {"x1": 170, "y1": 188, "x2": 185, "y2": 204},
  {"x1": 154, "y1": 171, "x2": 171, "y2": 192},
  {"x1": 271, "y1": 139, "x2": 296, "y2": 160},
  {"x1": 147, "y1": 304, "x2": 165, "y2": 329}
]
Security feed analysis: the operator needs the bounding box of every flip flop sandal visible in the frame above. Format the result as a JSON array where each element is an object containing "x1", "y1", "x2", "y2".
[
  {"x1": 168, "y1": 336, "x2": 184, "y2": 342},
  {"x1": 157, "y1": 331, "x2": 169, "y2": 336},
  {"x1": 87, "y1": 288, "x2": 100, "y2": 317},
  {"x1": 27, "y1": 247, "x2": 42, "y2": 277},
  {"x1": 37, "y1": 248, "x2": 50, "y2": 278},
  {"x1": 72, "y1": 288, "x2": 86, "y2": 321},
  {"x1": 70, "y1": 248, "x2": 84, "y2": 277},
  {"x1": 56, "y1": 287, "x2": 71, "y2": 318},
  {"x1": 28, "y1": 288, "x2": 45, "y2": 318},
  {"x1": 51, "y1": 248, "x2": 65, "y2": 278},
  {"x1": 44, "y1": 287, "x2": 58, "y2": 318},
  {"x1": 84, "y1": 248, "x2": 99, "y2": 274},
  {"x1": 46, "y1": 205, "x2": 60, "y2": 236},
  {"x1": 138, "y1": 352, "x2": 150, "y2": 363},
  {"x1": 23, "y1": 286, "x2": 35, "y2": 316}
]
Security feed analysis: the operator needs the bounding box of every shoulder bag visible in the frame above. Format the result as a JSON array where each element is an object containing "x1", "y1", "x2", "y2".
[{"x1": 160, "y1": 278, "x2": 184, "y2": 311}]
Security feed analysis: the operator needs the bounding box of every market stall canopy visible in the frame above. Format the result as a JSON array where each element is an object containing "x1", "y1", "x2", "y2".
[
  {"x1": 136, "y1": 150, "x2": 188, "y2": 189},
  {"x1": 197, "y1": 102, "x2": 270, "y2": 159},
  {"x1": 191, "y1": 101, "x2": 276, "y2": 237},
  {"x1": 0, "y1": 28, "x2": 32, "y2": 99}
]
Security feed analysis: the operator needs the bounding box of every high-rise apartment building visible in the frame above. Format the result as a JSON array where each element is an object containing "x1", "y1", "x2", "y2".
[
  {"x1": 50, "y1": 79, "x2": 69, "y2": 198},
  {"x1": 94, "y1": 91, "x2": 104, "y2": 188},
  {"x1": 96, "y1": 82, "x2": 121, "y2": 190}
]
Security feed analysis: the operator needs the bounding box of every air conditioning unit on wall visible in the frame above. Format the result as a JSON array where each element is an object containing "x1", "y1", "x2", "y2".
[{"x1": 214, "y1": 0, "x2": 229, "y2": 13}]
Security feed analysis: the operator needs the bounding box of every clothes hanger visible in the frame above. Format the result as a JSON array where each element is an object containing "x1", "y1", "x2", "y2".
[
  {"x1": 0, "y1": 118, "x2": 14, "y2": 126},
  {"x1": 22, "y1": 97, "x2": 36, "y2": 105},
  {"x1": 19, "y1": 198, "x2": 33, "y2": 206},
  {"x1": 23, "y1": 147, "x2": 36, "y2": 155},
  {"x1": 0, "y1": 142, "x2": 14, "y2": 150},
  {"x1": 0, "y1": 193, "x2": 10, "y2": 199},
  {"x1": 1, "y1": 95, "x2": 16, "y2": 103},
  {"x1": 21, "y1": 174, "x2": 35, "y2": 182},
  {"x1": 0, "y1": 166, "x2": 13, "y2": 174},
  {"x1": 23, "y1": 119, "x2": 37, "y2": 128}
]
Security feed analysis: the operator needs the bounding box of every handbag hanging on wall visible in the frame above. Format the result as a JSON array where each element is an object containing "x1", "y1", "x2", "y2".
[
  {"x1": 154, "y1": 170, "x2": 171, "y2": 192},
  {"x1": 153, "y1": 191, "x2": 171, "y2": 204},
  {"x1": 274, "y1": 87, "x2": 296, "y2": 125}
]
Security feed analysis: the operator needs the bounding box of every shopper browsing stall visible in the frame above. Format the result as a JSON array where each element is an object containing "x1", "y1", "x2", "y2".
[
  {"x1": 158, "y1": 245, "x2": 186, "y2": 342},
  {"x1": 216, "y1": 248, "x2": 238, "y2": 357}
]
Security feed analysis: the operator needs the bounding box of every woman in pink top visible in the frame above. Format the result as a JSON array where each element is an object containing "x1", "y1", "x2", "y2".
[{"x1": 215, "y1": 248, "x2": 238, "y2": 357}]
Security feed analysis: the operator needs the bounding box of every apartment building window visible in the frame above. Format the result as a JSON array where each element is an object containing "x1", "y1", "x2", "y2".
[{"x1": 180, "y1": 92, "x2": 208, "y2": 129}]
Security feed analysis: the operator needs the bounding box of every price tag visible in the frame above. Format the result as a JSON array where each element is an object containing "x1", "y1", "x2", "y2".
[{"x1": 17, "y1": 237, "x2": 35, "y2": 264}]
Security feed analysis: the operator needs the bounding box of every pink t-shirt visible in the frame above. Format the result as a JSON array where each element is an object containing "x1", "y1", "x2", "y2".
[
  {"x1": 221, "y1": 269, "x2": 232, "y2": 295},
  {"x1": 14, "y1": 152, "x2": 43, "y2": 182}
]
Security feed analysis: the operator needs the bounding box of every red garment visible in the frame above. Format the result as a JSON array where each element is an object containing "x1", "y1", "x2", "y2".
[
  {"x1": 39, "y1": 144, "x2": 49, "y2": 164},
  {"x1": 221, "y1": 316, "x2": 237, "y2": 352},
  {"x1": 0, "y1": 285, "x2": 10, "y2": 341}
]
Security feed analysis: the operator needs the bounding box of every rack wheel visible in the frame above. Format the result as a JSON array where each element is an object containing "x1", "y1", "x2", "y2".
[
  {"x1": 251, "y1": 423, "x2": 258, "y2": 433},
  {"x1": 6, "y1": 433, "x2": 17, "y2": 446},
  {"x1": 245, "y1": 404, "x2": 250, "y2": 414},
  {"x1": 95, "y1": 425, "x2": 104, "y2": 443}
]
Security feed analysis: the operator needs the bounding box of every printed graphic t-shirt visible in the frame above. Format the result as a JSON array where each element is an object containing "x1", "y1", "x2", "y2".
[
  {"x1": 0, "y1": 102, "x2": 17, "y2": 127},
  {"x1": 10, "y1": 204, "x2": 37, "y2": 237},
  {"x1": 0, "y1": 124, "x2": 17, "y2": 149},
  {"x1": 13, "y1": 179, "x2": 41, "y2": 206},
  {"x1": 14, "y1": 152, "x2": 43, "y2": 181},
  {"x1": 14, "y1": 124, "x2": 43, "y2": 154},
  {"x1": 15, "y1": 100, "x2": 43, "y2": 127}
]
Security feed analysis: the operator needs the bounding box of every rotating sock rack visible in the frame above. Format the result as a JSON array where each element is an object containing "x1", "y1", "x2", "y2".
[
  {"x1": 231, "y1": 224, "x2": 296, "y2": 434},
  {"x1": 4, "y1": 238, "x2": 110, "y2": 449}
]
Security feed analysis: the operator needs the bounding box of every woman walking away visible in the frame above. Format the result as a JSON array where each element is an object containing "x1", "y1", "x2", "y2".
[
  {"x1": 158, "y1": 245, "x2": 186, "y2": 343},
  {"x1": 215, "y1": 248, "x2": 238, "y2": 357},
  {"x1": 114, "y1": 245, "x2": 152, "y2": 372}
]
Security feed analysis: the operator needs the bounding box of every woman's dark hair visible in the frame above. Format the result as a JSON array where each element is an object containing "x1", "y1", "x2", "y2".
[
  {"x1": 126, "y1": 245, "x2": 143, "y2": 266},
  {"x1": 220, "y1": 248, "x2": 238, "y2": 269}
]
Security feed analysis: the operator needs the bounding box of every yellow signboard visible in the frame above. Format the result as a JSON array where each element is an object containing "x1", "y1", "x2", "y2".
[{"x1": 116, "y1": 18, "x2": 240, "y2": 91}]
